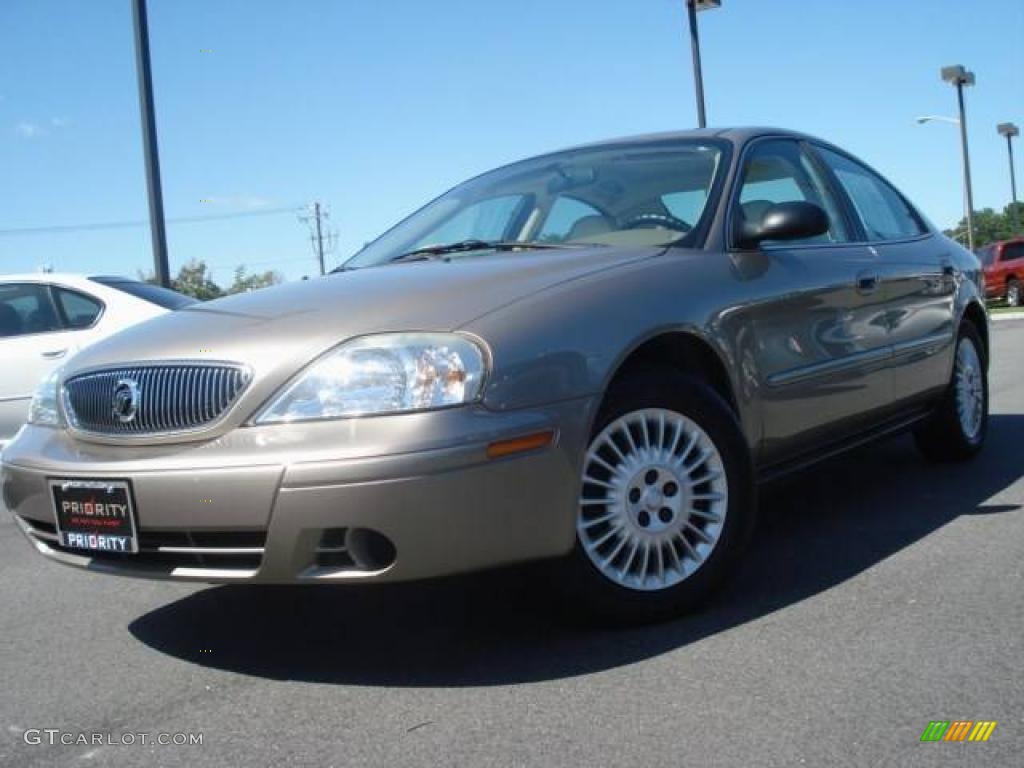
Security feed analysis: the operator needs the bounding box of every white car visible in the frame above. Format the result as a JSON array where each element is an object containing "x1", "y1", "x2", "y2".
[{"x1": 0, "y1": 274, "x2": 195, "y2": 449}]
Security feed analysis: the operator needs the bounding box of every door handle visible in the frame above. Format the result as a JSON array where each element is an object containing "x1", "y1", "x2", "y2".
[
  {"x1": 856, "y1": 272, "x2": 879, "y2": 294},
  {"x1": 41, "y1": 349, "x2": 67, "y2": 359}
]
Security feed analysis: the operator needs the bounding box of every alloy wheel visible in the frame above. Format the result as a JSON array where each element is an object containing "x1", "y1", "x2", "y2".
[
  {"x1": 955, "y1": 337, "x2": 984, "y2": 441},
  {"x1": 577, "y1": 408, "x2": 728, "y2": 591}
]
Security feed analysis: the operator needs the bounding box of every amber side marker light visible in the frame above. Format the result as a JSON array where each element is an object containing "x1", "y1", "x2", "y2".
[{"x1": 486, "y1": 430, "x2": 556, "y2": 459}]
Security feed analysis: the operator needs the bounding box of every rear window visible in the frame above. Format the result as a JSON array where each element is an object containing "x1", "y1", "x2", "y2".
[
  {"x1": 54, "y1": 287, "x2": 103, "y2": 328},
  {"x1": 89, "y1": 277, "x2": 197, "y2": 310}
]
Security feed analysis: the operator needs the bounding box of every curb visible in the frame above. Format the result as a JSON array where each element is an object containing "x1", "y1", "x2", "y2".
[{"x1": 990, "y1": 311, "x2": 1024, "y2": 321}]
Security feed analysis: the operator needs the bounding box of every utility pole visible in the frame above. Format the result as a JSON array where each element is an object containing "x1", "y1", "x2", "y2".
[
  {"x1": 298, "y1": 202, "x2": 336, "y2": 275},
  {"x1": 313, "y1": 202, "x2": 325, "y2": 276},
  {"x1": 131, "y1": 0, "x2": 171, "y2": 287}
]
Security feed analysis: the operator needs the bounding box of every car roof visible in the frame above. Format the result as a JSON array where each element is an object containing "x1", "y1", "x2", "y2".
[
  {"x1": 560, "y1": 126, "x2": 822, "y2": 152},
  {"x1": 0, "y1": 273, "x2": 138, "y2": 284}
]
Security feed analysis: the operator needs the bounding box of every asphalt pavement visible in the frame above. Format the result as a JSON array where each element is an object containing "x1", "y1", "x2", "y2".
[{"x1": 2, "y1": 320, "x2": 1022, "y2": 768}]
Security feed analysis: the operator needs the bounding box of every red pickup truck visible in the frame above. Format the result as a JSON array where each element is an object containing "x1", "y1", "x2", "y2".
[{"x1": 978, "y1": 238, "x2": 1024, "y2": 306}]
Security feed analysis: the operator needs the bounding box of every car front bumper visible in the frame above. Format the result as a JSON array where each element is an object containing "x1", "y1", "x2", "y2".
[{"x1": 1, "y1": 399, "x2": 594, "y2": 583}]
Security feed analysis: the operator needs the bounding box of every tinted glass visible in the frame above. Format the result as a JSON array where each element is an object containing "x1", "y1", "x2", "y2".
[
  {"x1": 661, "y1": 189, "x2": 708, "y2": 225},
  {"x1": 343, "y1": 140, "x2": 726, "y2": 269},
  {"x1": 54, "y1": 288, "x2": 103, "y2": 328},
  {"x1": 1001, "y1": 242, "x2": 1024, "y2": 262},
  {"x1": 0, "y1": 283, "x2": 62, "y2": 337},
  {"x1": 89, "y1": 277, "x2": 197, "y2": 310},
  {"x1": 815, "y1": 146, "x2": 926, "y2": 241},
  {"x1": 735, "y1": 140, "x2": 849, "y2": 244},
  {"x1": 414, "y1": 195, "x2": 527, "y2": 248},
  {"x1": 537, "y1": 197, "x2": 603, "y2": 242}
]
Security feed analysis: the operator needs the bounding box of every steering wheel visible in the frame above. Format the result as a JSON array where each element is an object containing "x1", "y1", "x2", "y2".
[{"x1": 621, "y1": 213, "x2": 692, "y2": 233}]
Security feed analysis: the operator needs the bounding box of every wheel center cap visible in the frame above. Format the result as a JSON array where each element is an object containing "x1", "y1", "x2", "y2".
[{"x1": 642, "y1": 488, "x2": 663, "y2": 511}]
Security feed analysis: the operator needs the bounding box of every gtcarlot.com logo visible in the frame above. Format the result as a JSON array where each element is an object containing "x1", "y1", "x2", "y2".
[
  {"x1": 920, "y1": 720, "x2": 997, "y2": 742},
  {"x1": 23, "y1": 729, "x2": 203, "y2": 747}
]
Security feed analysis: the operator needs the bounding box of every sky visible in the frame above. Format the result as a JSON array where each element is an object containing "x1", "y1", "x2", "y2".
[{"x1": 1, "y1": 0, "x2": 1022, "y2": 284}]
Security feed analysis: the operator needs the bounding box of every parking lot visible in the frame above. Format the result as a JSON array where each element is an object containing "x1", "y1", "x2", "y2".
[{"x1": 1, "y1": 317, "x2": 1021, "y2": 768}]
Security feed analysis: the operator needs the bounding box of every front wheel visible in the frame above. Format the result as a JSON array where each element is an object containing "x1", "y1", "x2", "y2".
[
  {"x1": 913, "y1": 322, "x2": 988, "y2": 462},
  {"x1": 560, "y1": 370, "x2": 755, "y2": 624},
  {"x1": 1007, "y1": 279, "x2": 1021, "y2": 308}
]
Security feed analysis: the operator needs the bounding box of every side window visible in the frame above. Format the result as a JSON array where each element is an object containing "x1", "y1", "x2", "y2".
[
  {"x1": 735, "y1": 140, "x2": 849, "y2": 245},
  {"x1": 537, "y1": 197, "x2": 604, "y2": 242},
  {"x1": 0, "y1": 283, "x2": 62, "y2": 337},
  {"x1": 1001, "y1": 242, "x2": 1024, "y2": 262},
  {"x1": 415, "y1": 194, "x2": 527, "y2": 248},
  {"x1": 815, "y1": 146, "x2": 926, "y2": 241},
  {"x1": 54, "y1": 288, "x2": 103, "y2": 329}
]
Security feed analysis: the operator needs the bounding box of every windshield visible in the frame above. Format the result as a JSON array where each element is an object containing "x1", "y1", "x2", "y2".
[
  {"x1": 975, "y1": 245, "x2": 996, "y2": 266},
  {"x1": 342, "y1": 139, "x2": 725, "y2": 269}
]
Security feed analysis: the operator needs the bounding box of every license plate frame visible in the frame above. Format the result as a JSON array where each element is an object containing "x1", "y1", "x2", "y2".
[{"x1": 49, "y1": 479, "x2": 139, "y2": 554}]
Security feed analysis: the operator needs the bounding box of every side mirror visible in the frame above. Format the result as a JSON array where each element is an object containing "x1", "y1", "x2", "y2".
[{"x1": 736, "y1": 201, "x2": 829, "y2": 249}]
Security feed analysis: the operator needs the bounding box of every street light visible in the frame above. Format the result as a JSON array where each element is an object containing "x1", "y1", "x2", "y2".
[
  {"x1": 684, "y1": 0, "x2": 720, "y2": 129},
  {"x1": 940, "y1": 65, "x2": 977, "y2": 251},
  {"x1": 997, "y1": 123, "x2": 1019, "y2": 229},
  {"x1": 915, "y1": 115, "x2": 959, "y2": 126},
  {"x1": 916, "y1": 115, "x2": 971, "y2": 244}
]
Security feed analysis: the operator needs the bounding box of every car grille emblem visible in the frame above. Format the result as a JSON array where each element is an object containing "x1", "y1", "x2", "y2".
[{"x1": 111, "y1": 379, "x2": 141, "y2": 423}]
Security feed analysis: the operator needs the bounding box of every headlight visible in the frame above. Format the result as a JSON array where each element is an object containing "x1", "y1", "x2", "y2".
[
  {"x1": 27, "y1": 367, "x2": 63, "y2": 427},
  {"x1": 255, "y1": 333, "x2": 487, "y2": 423}
]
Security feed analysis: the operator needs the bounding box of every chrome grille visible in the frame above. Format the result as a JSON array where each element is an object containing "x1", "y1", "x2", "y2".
[{"x1": 62, "y1": 363, "x2": 251, "y2": 436}]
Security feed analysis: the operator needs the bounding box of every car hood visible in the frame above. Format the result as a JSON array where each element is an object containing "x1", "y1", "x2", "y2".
[{"x1": 64, "y1": 245, "x2": 661, "y2": 388}]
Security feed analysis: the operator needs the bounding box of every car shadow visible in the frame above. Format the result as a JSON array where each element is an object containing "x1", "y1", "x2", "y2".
[{"x1": 129, "y1": 414, "x2": 1024, "y2": 687}]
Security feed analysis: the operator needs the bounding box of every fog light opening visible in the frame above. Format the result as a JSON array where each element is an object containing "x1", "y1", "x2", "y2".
[{"x1": 344, "y1": 528, "x2": 396, "y2": 572}]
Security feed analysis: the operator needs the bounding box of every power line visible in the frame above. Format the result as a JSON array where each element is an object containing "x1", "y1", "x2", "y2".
[{"x1": 0, "y1": 206, "x2": 302, "y2": 238}]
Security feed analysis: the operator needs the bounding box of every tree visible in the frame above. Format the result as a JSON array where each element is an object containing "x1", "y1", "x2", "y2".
[
  {"x1": 226, "y1": 266, "x2": 283, "y2": 294},
  {"x1": 139, "y1": 261, "x2": 283, "y2": 300},
  {"x1": 943, "y1": 202, "x2": 1024, "y2": 249},
  {"x1": 171, "y1": 259, "x2": 224, "y2": 301}
]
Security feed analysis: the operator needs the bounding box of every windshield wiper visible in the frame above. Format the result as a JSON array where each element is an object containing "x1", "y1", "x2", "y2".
[{"x1": 389, "y1": 239, "x2": 585, "y2": 264}]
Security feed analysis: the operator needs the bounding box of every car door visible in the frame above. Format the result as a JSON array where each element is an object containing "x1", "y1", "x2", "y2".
[
  {"x1": 730, "y1": 138, "x2": 893, "y2": 464},
  {"x1": 0, "y1": 283, "x2": 73, "y2": 443},
  {"x1": 999, "y1": 240, "x2": 1024, "y2": 303},
  {"x1": 812, "y1": 145, "x2": 956, "y2": 409}
]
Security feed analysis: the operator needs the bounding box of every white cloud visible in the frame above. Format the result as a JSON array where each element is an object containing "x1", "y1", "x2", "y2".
[
  {"x1": 15, "y1": 121, "x2": 40, "y2": 138},
  {"x1": 50, "y1": 117, "x2": 70, "y2": 129}
]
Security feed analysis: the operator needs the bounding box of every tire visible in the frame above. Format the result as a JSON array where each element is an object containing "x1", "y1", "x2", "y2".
[
  {"x1": 913, "y1": 322, "x2": 988, "y2": 462},
  {"x1": 1007, "y1": 279, "x2": 1021, "y2": 308},
  {"x1": 559, "y1": 368, "x2": 755, "y2": 625}
]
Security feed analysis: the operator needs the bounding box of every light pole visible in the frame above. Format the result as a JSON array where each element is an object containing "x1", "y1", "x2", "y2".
[
  {"x1": 997, "y1": 122, "x2": 1019, "y2": 231},
  {"x1": 684, "y1": 0, "x2": 720, "y2": 129},
  {"x1": 916, "y1": 115, "x2": 969, "y2": 242},
  {"x1": 940, "y1": 65, "x2": 977, "y2": 251},
  {"x1": 131, "y1": 0, "x2": 171, "y2": 287}
]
